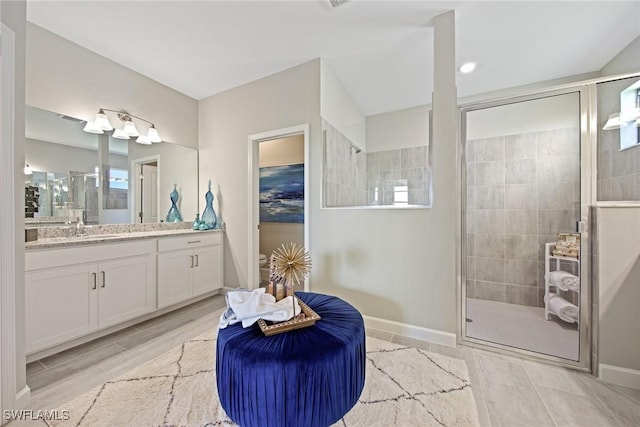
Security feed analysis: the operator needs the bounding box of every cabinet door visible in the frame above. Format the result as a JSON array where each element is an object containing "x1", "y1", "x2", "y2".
[
  {"x1": 193, "y1": 244, "x2": 223, "y2": 296},
  {"x1": 98, "y1": 255, "x2": 156, "y2": 329},
  {"x1": 157, "y1": 249, "x2": 193, "y2": 308},
  {"x1": 26, "y1": 264, "x2": 98, "y2": 353}
]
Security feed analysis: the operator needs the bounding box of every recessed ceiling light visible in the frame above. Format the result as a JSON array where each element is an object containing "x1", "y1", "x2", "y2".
[{"x1": 459, "y1": 62, "x2": 476, "y2": 74}]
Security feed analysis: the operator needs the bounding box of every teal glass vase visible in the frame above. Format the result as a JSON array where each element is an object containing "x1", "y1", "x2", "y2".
[
  {"x1": 166, "y1": 184, "x2": 183, "y2": 222},
  {"x1": 201, "y1": 180, "x2": 218, "y2": 229},
  {"x1": 192, "y1": 213, "x2": 201, "y2": 230}
]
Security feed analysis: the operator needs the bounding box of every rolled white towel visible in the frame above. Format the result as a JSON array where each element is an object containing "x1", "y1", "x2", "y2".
[
  {"x1": 545, "y1": 293, "x2": 579, "y2": 323},
  {"x1": 549, "y1": 271, "x2": 579, "y2": 292}
]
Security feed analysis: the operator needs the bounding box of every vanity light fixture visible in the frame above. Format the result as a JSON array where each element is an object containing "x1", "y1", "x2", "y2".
[
  {"x1": 83, "y1": 108, "x2": 162, "y2": 144},
  {"x1": 602, "y1": 113, "x2": 622, "y2": 130}
]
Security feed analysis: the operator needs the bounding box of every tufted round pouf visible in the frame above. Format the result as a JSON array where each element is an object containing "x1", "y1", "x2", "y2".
[{"x1": 216, "y1": 292, "x2": 366, "y2": 427}]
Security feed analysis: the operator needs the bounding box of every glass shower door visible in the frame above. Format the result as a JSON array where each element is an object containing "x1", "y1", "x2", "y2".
[{"x1": 461, "y1": 89, "x2": 588, "y2": 365}]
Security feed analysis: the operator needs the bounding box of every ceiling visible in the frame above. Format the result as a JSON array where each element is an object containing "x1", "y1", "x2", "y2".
[{"x1": 26, "y1": 1, "x2": 640, "y2": 116}]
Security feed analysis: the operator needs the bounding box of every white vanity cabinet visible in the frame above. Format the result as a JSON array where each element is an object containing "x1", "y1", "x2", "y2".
[
  {"x1": 25, "y1": 240, "x2": 156, "y2": 354},
  {"x1": 157, "y1": 233, "x2": 223, "y2": 308}
]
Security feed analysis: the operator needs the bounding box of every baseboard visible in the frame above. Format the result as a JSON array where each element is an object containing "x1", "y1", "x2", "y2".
[
  {"x1": 599, "y1": 364, "x2": 640, "y2": 390},
  {"x1": 15, "y1": 385, "x2": 31, "y2": 410},
  {"x1": 363, "y1": 315, "x2": 457, "y2": 347}
]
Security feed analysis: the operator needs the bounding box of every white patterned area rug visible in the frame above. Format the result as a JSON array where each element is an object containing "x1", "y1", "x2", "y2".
[{"x1": 44, "y1": 330, "x2": 479, "y2": 427}]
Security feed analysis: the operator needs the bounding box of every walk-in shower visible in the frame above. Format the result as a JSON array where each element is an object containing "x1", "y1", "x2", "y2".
[{"x1": 460, "y1": 88, "x2": 590, "y2": 368}]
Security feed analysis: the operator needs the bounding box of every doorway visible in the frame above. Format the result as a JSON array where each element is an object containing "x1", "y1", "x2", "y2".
[
  {"x1": 131, "y1": 156, "x2": 160, "y2": 224},
  {"x1": 248, "y1": 124, "x2": 310, "y2": 290},
  {"x1": 460, "y1": 88, "x2": 591, "y2": 370}
]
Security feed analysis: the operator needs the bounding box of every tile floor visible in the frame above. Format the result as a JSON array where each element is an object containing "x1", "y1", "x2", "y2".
[{"x1": 24, "y1": 295, "x2": 640, "y2": 427}]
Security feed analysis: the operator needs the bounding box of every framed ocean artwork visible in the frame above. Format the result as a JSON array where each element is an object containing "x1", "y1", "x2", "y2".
[{"x1": 259, "y1": 164, "x2": 304, "y2": 223}]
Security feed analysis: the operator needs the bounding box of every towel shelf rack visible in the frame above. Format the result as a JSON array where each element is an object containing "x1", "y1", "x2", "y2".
[{"x1": 544, "y1": 242, "x2": 580, "y2": 324}]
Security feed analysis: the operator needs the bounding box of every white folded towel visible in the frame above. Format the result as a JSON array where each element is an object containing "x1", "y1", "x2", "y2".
[
  {"x1": 219, "y1": 288, "x2": 301, "y2": 329},
  {"x1": 545, "y1": 293, "x2": 579, "y2": 323},
  {"x1": 549, "y1": 270, "x2": 580, "y2": 292}
]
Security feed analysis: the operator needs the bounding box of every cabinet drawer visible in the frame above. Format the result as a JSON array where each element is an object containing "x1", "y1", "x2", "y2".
[
  {"x1": 158, "y1": 232, "x2": 222, "y2": 252},
  {"x1": 26, "y1": 240, "x2": 156, "y2": 271}
]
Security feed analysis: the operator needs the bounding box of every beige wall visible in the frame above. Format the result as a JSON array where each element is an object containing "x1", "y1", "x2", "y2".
[
  {"x1": 595, "y1": 207, "x2": 640, "y2": 375},
  {"x1": 198, "y1": 31, "x2": 459, "y2": 334},
  {"x1": 26, "y1": 23, "x2": 198, "y2": 149},
  {"x1": 366, "y1": 105, "x2": 430, "y2": 152},
  {"x1": 198, "y1": 59, "x2": 321, "y2": 288},
  {"x1": 259, "y1": 136, "x2": 304, "y2": 168},
  {"x1": 2, "y1": 0, "x2": 28, "y2": 407},
  {"x1": 600, "y1": 35, "x2": 640, "y2": 77},
  {"x1": 320, "y1": 61, "x2": 366, "y2": 149}
]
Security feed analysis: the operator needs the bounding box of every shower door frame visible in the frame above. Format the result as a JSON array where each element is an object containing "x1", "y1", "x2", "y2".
[{"x1": 458, "y1": 85, "x2": 593, "y2": 371}]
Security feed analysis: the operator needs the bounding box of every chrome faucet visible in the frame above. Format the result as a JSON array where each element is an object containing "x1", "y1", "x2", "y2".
[{"x1": 76, "y1": 218, "x2": 87, "y2": 237}]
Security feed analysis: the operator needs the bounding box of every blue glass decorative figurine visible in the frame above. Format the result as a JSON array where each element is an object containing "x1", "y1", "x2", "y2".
[
  {"x1": 201, "y1": 180, "x2": 218, "y2": 229},
  {"x1": 192, "y1": 213, "x2": 201, "y2": 230},
  {"x1": 166, "y1": 184, "x2": 183, "y2": 222}
]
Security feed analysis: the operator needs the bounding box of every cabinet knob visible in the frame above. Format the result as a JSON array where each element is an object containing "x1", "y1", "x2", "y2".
[
  {"x1": 190, "y1": 255, "x2": 194, "y2": 268},
  {"x1": 195, "y1": 254, "x2": 199, "y2": 267},
  {"x1": 101, "y1": 271, "x2": 106, "y2": 288},
  {"x1": 91, "y1": 272, "x2": 97, "y2": 290}
]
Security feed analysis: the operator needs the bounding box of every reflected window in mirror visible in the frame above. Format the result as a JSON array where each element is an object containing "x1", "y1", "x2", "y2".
[{"x1": 596, "y1": 76, "x2": 640, "y2": 202}]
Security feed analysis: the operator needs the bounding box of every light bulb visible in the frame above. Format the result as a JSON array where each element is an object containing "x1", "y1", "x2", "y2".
[
  {"x1": 94, "y1": 110, "x2": 113, "y2": 131},
  {"x1": 83, "y1": 121, "x2": 104, "y2": 134}
]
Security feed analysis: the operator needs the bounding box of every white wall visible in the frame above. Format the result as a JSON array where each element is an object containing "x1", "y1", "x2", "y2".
[
  {"x1": 199, "y1": 60, "x2": 321, "y2": 288},
  {"x1": 26, "y1": 23, "x2": 198, "y2": 149},
  {"x1": 366, "y1": 105, "x2": 430, "y2": 152},
  {"x1": 320, "y1": 61, "x2": 366, "y2": 149},
  {"x1": 258, "y1": 135, "x2": 305, "y2": 260},
  {"x1": 600, "y1": 35, "x2": 640, "y2": 77},
  {"x1": 466, "y1": 92, "x2": 580, "y2": 140},
  {"x1": 2, "y1": 0, "x2": 28, "y2": 409},
  {"x1": 595, "y1": 207, "x2": 640, "y2": 387}
]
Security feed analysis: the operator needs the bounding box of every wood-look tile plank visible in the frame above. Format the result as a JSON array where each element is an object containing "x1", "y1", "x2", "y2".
[
  {"x1": 25, "y1": 360, "x2": 47, "y2": 378},
  {"x1": 538, "y1": 385, "x2": 621, "y2": 427},
  {"x1": 475, "y1": 352, "x2": 555, "y2": 426},
  {"x1": 27, "y1": 343, "x2": 128, "y2": 392},
  {"x1": 522, "y1": 359, "x2": 592, "y2": 397}
]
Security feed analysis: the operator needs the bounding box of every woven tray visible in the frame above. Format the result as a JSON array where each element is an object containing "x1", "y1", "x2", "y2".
[{"x1": 257, "y1": 298, "x2": 321, "y2": 336}]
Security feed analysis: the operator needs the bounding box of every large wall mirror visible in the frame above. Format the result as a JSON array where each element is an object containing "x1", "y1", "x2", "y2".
[{"x1": 25, "y1": 105, "x2": 199, "y2": 225}]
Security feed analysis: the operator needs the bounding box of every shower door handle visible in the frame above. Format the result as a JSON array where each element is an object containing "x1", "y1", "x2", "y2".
[{"x1": 576, "y1": 221, "x2": 586, "y2": 233}]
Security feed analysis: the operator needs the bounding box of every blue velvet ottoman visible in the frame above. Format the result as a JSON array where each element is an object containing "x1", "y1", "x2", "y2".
[{"x1": 216, "y1": 292, "x2": 366, "y2": 427}]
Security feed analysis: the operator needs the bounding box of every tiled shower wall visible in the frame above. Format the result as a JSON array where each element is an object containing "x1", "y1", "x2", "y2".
[
  {"x1": 366, "y1": 146, "x2": 429, "y2": 206},
  {"x1": 466, "y1": 127, "x2": 580, "y2": 307},
  {"x1": 323, "y1": 119, "x2": 367, "y2": 207},
  {"x1": 597, "y1": 128, "x2": 640, "y2": 201}
]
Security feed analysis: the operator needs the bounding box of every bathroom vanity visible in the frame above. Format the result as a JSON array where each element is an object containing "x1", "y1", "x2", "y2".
[{"x1": 25, "y1": 228, "x2": 224, "y2": 360}]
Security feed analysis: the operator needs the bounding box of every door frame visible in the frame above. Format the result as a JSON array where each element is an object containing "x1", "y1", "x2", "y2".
[
  {"x1": 130, "y1": 155, "x2": 160, "y2": 224},
  {"x1": 247, "y1": 124, "x2": 310, "y2": 290},
  {"x1": 457, "y1": 86, "x2": 593, "y2": 371},
  {"x1": 1, "y1": 22, "x2": 24, "y2": 411}
]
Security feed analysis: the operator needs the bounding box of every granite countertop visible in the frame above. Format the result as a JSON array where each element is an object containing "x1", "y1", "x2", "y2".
[{"x1": 25, "y1": 228, "x2": 223, "y2": 250}]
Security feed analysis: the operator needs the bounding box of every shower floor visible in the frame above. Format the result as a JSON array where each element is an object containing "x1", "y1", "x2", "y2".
[{"x1": 466, "y1": 298, "x2": 579, "y2": 361}]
